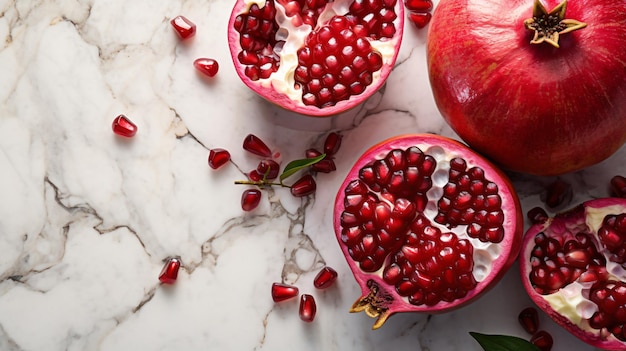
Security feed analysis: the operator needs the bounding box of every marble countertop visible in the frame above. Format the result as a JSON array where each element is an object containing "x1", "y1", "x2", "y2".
[{"x1": 1, "y1": 1, "x2": 624, "y2": 350}]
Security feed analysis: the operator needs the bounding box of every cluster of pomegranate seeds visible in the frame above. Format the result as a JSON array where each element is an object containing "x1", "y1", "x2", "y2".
[
  {"x1": 436, "y1": 157, "x2": 505, "y2": 243},
  {"x1": 299, "y1": 294, "x2": 317, "y2": 322},
  {"x1": 277, "y1": 0, "x2": 332, "y2": 26},
  {"x1": 404, "y1": 0, "x2": 433, "y2": 28},
  {"x1": 346, "y1": 0, "x2": 398, "y2": 39},
  {"x1": 384, "y1": 217, "x2": 477, "y2": 306},
  {"x1": 193, "y1": 58, "x2": 220, "y2": 77},
  {"x1": 112, "y1": 114, "x2": 138, "y2": 138},
  {"x1": 233, "y1": 1, "x2": 282, "y2": 81},
  {"x1": 588, "y1": 280, "x2": 626, "y2": 341},
  {"x1": 171, "y1": 15, "x2": 197, "y2": 39},
  {"x1": 313, "y1": 266, "x2": 338, "y2": 289},
  {"x1": 612, "y1": 175, "x2": 626, "y2": 198},
  {"x1": 529, "y1": 232, "x2": 608, "y2": 294},
  {"x1": 295, "y1": 16, "x2": 384, "y2": 108},
  {"x1": 306, "y1": 132, "x2": 342, "y2": 173},
  {"x1": 517, "y1": 307, "x2": 553, "y2": 351},
  {"x1": 598, "y1": 213, "x2": 626, "y2": 265},
  {"x1": 544, "y1": 179, "x2": 572, "y2": 208},
  {"x1": 158, "y1": 257, "x2": 181, "y2": 284},
  {"x1": 208, "y1": 148, "x2": 231, "y2": 169},
  {"x1": 271, "y1": 283, "x2": 300, "y2": 302}
]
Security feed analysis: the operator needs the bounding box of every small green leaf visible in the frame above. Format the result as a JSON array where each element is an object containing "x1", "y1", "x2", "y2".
[
  {"x1": 279, "y1": 153, "x2": 326, "y2": 182},
  {"x1": 469, "y1": 332, "x2": 541, "y2": 351}
]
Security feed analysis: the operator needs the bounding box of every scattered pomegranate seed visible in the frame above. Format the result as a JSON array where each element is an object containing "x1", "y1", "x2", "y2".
[
  {"x1": 313, "y1": 266, "x2": 338, "y2": 289},
  {"x1": 518, "y1": 307, "x2": 540, "y2": 334},
  {"x1": 194, "y1": 58, "x2": 219, "y2": 77},
  {"x1": 248, "y1": 170, "x2": 263, "y2": 181},
  {"x1": 243, "y1": 134, "x2": 272, "y2": 158},
  {"x1": 241, "y1": 189, "x2": 262, "y2": 211},
  {"x1": 527, "y1": 207, "x2": 549, "y2": 224},
  {"x1": 611, "y1": 175, "x2": 626, "y2": 198},
  {"x1": 170, "y1": 15, "x2": 196, "y2": 39},
  {"x1": 158, "y1": 257, "x2": 181, "y2": 284},
  {"x1": 257, "y1": 159, "x2": 280, "y2": 180},
  {"x1": 208, "y1": 148, "x2": 231, "y2": 169},
  {"x1": 271, "y1": 282, "x2": 299, "y2": 302},
  {"x1": 544, "y1": 179, "x2": 572, "y2": 208},
  {"x1": 290, "y1": 174, "x2": 317, "y2": 197},
  {"x1": 112, "y1": 114, "x2": 138, "y2": 137},
  {"x1": 404, "y1": 0, "x2": 433, "y2": 12},
  {"x1": 299, "y1": 294, "x2": 317, "y2": 322},
  {"x1": 323, "y1": 132, "x2": 343, "y2": 156},
  {"x1": 312, "y1": 159, "x2": 337, "y2": 173},
  {"x1": 407, "y1": 12, "x2": 432, "y2": 29},
  {"x1": 530, "y1": 330, "x2": 554, "y2": 351}
]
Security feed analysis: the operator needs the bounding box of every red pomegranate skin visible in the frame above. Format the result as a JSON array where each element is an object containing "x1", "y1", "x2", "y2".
[{"x1": 427, "y1": 0, "x2": 626, "y2": 176}]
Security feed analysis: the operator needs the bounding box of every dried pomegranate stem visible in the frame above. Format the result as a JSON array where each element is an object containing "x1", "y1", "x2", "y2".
[
  {"x1": 234, "y1": 180, "x2": 287, "y2": 187},
  {"x1": 523, "y1": 0, "x2": 586, "y2": 48}
]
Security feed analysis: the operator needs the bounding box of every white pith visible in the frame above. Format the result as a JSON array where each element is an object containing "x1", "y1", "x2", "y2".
[{"x1": 242, "y1": 0, "x2": 400, "y2": 105}]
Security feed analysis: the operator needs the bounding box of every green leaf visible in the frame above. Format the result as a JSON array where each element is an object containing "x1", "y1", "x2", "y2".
[
  {"x1": 279, "y1": 153, "x2": 326, "y2": 183},
  {"x1": 469, "y1": 332, "x2": 541, "y2": 351}
]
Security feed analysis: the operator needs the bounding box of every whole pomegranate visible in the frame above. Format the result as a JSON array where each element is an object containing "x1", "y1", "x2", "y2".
[
  {"x1": 520, "y1": 198, "x2": 626, "y2": 350},
  {"x1": 228, "y1": 0, "x2": 403, "y2": 117},
  {"x1": 426, "y1": 0, "x2": 626, "y2": 176},
  {"x1": 333, "y1": 134, "x2": 523, "y2": 329}
]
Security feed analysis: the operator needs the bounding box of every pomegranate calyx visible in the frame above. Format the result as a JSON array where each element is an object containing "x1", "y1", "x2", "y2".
[
  {"x1": 350, "y1": 280, "x2": 394, "y2": 329},
  {"x1": 523, "y1": 0, "x2": 587, "y2": 48}
]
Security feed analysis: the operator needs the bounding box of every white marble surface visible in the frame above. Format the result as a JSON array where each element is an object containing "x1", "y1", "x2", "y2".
[{"x1": 1, "y1": 0, "x2": 624, "y2": 350}]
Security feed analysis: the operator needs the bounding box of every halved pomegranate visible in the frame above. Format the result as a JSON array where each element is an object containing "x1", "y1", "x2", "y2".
[
  {"x1": 228, "y1": 0, "x2": 404, "y2": 117},
  {"x1": 333, "y1": 134, "x2": 523, "y2": 329},
  {"x1": 520, "y1": 198, "x2": 626, "y2": 350}
]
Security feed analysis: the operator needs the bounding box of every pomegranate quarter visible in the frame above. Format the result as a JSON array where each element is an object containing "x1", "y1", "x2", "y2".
[
  {"x1": 228, "y1": 0, "x2": 404, "y2": 116},
  {"x1": 520, "y1": 198, "x2": 626, "y2": 350},
  {"x1": 333, "y1": 134, "x2": 523, "y2": 329}
]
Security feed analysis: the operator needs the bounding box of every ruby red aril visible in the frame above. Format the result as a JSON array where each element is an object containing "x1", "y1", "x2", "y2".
[
  {"x1": 271, "y1": 282, "x2": 299, "y2": 302},
  {"x1": 194, "y1": 58, "x2": 219, "y2": 77},
  {"x1": 530, "y1": 330, "x2": 554, "y2": 351},
  {"x1": 544, "y1": 179, "x2": 572, "y2": 208},
  {"x1": 314, "y1": 266, "x2": 338, "y2": 289},
  {"x1": 170, "y1": 15, "x2": 196, "y2": 39},
  {"x1": 404, "y1": 0, "x2": 433, "y2": 12},
  {"x1": 290, "y1": 174, "x2": 317, "y2": 197},
  {"x1": 527, "y1": 207, "x2": 549, "y2": 225},
  {"x1": 159, "y1": 258, "x2": 181, "y2": 284},
  {"x1": 112, "y1": 114, "x2": 138, "y2": 137},
  {"x1": 257, "y1": 159, "x2": 280, "y2": 180},
  {"x1": 243, "y1": 134, "x2": 272, "y2": 158},
  {"x1": 248, "y1": 170, "x2": 263, "y2": 182},
  {"x1": 518, "y1": 307, "x2": 540, "y2": 335},
  {"x1": 299, "y1": 294, "x2": 317, "y2": 322},
  {"x1": 208, "y1": 148, "x2": 231, "y2": 169},
  {"x1": 407, "y1": 12, "x2": 431, "y2": 29},
  {"x1": 334, "y1": 134, "x2": 523, "y2": 329},
  {"x1": 611, "y1": 176, "x2": 626, "y2": 198},
  {"x1": 324, "y1": 132, "x2": 343, "y2": 156},
  {"x1": 241, "y1": 189, "x2": 262, "y2": 211},
  {"x1": 312, "y1": 159, "x2": 337, "y2": 173}
]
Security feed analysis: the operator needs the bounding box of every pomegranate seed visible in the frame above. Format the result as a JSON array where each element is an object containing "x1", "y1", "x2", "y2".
[
  {"x1": 611, "y1": 175, "x2": 626, "y2": 198},
  {"x1": 544, "y1": 179, "x2": 572, "y2": 208},
  {"x1": 290, "y1": 174, "x2": 317, "y2": 197},
  {"x1": 194, "y1": 58, "x2": 219, "y2": 77},
  {"x1": 312, "y1": 159, "x2": 337, "y2": 173},
  {"x1": 324, "y1": 132, "x2": 343, "y2": 155},
  {"x1": 518, "y1": 307, "x2": 540, "y2": 334},
  {"x1": 530, "y1": 330, "x2": 554, "y2": 351},
  {"x1": 248, "y1": 170, "x2": 263, "y2": 181},
  {"x1": 170, "y1": 15, "x2": 196, "y2": 39},
  {"x1": 299, "y1": 294, "x2": 317, "y2": 322},
  {"x1": 313, "y1": 266, "x2": 338, "y2": 289},
  {"x1": 112, "y1": 114, "x2": 138, "y2": 137},
  {"x1": 241, "y1": 189, "x2": 262, "y2": 211},
  {"x1": 404, "y1": 0, "x2": 433, "y2": 12},
  {"x1": 158, "y1": 257, "x2": 181, "y2": 284},
  {"x1": 408, "y1": 12, "x2": 432, "y2": 29},
  {"x1": 257, "y1": 159, "x2": 280, "y2": 180},
  {"x1": 527, "y1": 207, "x2": 549, "y2": 224},
  {"x1": 271, "y1": 282, "x2": 299, "y2": 302},
  {"x1": 208, "y1": 148, "x2": 231, "y2": 169},
  {"x1": 243, "y1": 134, "x2": 272, "y2": 158}
]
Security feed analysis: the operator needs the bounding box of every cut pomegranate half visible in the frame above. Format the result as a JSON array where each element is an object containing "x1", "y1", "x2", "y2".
[
  {"x1": 334, "y1": 134, "x2": 523, "y2": 329},
  {"x1": 228, "y1": 0, "x2": 404, "y2": 117}
]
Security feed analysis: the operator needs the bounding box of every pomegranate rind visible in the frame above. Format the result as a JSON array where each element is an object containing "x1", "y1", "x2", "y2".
[
  {"x1": 520, "y1": 198, "x2": 626, "y2": 350},
  {"x1": 227, "y1": 0, "x2": 404, "y2": 117},
  {"x1": 334, "y1": 133, "x2": 523, "y2": 328}
]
